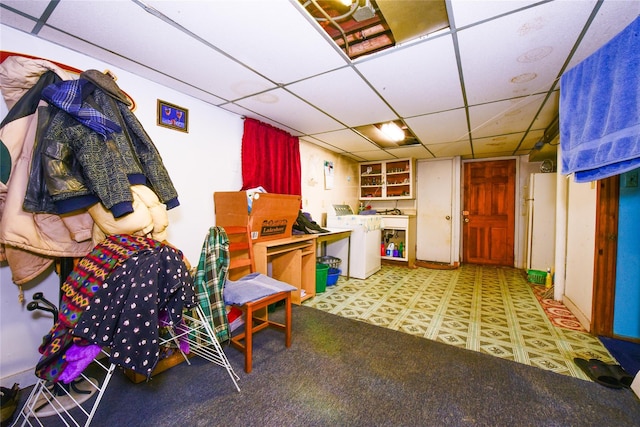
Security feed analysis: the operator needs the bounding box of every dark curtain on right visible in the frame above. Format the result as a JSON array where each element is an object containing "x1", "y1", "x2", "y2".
[{"x1": 241, "y1": 118, "x2": 301, "y2": 195}]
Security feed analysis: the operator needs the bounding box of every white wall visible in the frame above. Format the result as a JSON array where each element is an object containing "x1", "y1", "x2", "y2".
[
  {"x1": 299, "y1": 142, "x2": 358, "y2": 226},
  {"x1": 563, "y1": 178, "x2": 597, "y2": 330}
]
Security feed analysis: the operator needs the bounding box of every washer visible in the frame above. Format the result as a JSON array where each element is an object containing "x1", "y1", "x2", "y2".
[{"x1": 325, "y1": 205, "x2": 382, "y2": 280}]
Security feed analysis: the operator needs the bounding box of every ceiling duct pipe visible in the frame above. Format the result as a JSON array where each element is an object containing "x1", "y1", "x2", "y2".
[
  {"x1": 533, "y1": 114, "x2": 559, "y2": 150},
  {"x1": 307, "y1": 0, "x2": 352, "y2": 53}
]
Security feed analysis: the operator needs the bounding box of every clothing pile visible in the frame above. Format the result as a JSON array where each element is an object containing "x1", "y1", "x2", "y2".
[
  {"x1": 35, "y1": 235, "x2": 196, "y2": 383},
  {"x1": 0, "y1": 55, "x2": 179, "y2": 295},
  {"x1": 1, "y1": 55, "x2": 189, "y2": 382}
]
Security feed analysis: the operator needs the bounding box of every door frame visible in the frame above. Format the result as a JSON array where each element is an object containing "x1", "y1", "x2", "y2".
[
  {"x1": 591, "y1": 175, "x2": 619, "y2": 336},
  {"x1": 460, "y1": 157, "x2": 522, "y2": 267}
]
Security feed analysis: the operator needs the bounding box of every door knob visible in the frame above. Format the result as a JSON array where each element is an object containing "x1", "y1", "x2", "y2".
[
  {"x1": 464, "y1": 217, "x2": 469, "y2": 223},
  {"x1": 445, "y1": 215, "x2": 451, "y2": 220}
]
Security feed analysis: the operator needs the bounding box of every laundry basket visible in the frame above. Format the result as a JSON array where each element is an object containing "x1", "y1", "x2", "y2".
[
  {"x1": 326, "y1": 267, "x2": 341, "y2": 286},
  {"x1": 317, "y1": 256, "x2": 341, "y2": 286},
  {"x1": 527, "y1": 269, "x2": 546, "y2": 285},
  {"x1": 317, "y1": 255, "x2": 341, "y2": 269}
]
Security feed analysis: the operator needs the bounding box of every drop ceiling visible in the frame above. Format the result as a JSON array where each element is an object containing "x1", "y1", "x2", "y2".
[{"x1": 1, "y1": 0, "x2": 639, "y2": 163}]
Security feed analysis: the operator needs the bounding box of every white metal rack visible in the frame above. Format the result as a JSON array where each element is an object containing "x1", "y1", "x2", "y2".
[{"x1": 12, "y1": 305, "x2": 240, "y2": 427}]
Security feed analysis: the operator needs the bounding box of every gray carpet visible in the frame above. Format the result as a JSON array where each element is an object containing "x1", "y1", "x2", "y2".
[{"x1": 14, "y1": 305, "x2": 640, "y2": 426}]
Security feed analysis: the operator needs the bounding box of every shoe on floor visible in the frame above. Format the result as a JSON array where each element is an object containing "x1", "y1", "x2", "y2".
[
  {"x1": 590, "y1": 359, "x2": 634, "y2": 388},
  {"x1": 1, "y1": 383, "x2": 20, "y2": 423},
  {"x1": 574, "y1": 358, "x2": 623, "y2": 389}
]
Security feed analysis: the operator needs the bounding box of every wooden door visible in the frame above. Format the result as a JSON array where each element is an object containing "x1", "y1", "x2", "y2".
[
  {"x1": 463, "y1": 160, "x2": 516, "y2": 266},
  {"x1": 592, "y1": 176, "x2": 619, "y2": 336}
]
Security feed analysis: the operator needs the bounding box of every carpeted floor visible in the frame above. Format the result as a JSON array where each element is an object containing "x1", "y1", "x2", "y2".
[{"x1": 10, "y1": 305, "x2": 640, "y2": 427}]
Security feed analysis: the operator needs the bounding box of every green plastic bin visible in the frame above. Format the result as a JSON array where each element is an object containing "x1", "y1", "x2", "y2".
[{"x1": 316, "y1": 263, "x2": 329, "y2": 293}]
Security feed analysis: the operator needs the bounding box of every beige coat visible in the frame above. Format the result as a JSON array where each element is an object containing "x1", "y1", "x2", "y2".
[
  {"x1": 0, "y1": 56, "x2": 94, "y2": 286},
  {"x1": 0, "y1": 56, "x2": 170, "y2": 288}
]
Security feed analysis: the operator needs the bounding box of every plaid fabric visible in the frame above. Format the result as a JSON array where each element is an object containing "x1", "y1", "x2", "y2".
[
  {"x1": 41, "y1": 79, "x2": 122, "y2": 138},
  {"x1": 193, "y1": 227, "x2": 230, "y2": 342}
]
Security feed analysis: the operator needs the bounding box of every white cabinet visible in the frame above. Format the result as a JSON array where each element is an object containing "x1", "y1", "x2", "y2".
[
  {"x1": 381, "y1": 215, "x2": 416, "y2": 267},
  {"x1": 359, "y1": 158, "x2": 415, "y2": 200}
]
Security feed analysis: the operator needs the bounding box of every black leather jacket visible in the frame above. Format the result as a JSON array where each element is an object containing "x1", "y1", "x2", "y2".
[{"x1": 24, "y1": 70, "x2": 179, "y2": 218}]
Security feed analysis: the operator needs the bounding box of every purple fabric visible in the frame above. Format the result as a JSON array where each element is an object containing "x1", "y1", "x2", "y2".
[{"x1": 58, "y1": 344, "x2": 102, "y2": 384}]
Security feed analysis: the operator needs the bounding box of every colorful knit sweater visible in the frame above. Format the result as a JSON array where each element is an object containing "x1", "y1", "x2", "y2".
[{"x1": 36, "y1": 235, "x2": 166, "y2": 382}]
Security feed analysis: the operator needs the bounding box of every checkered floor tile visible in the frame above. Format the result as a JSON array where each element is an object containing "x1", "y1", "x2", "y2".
[{"x1": 304, "y1": 263, "x2": 613, "y2": 380}]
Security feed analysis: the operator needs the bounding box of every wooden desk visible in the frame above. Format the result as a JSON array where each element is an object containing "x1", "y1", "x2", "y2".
[
  {"x1": 315, "y1": 230, "x2": 351, "y2": 279},
  {"x1": 252, "y1": 235, "x2": 317, "y2": 305}
]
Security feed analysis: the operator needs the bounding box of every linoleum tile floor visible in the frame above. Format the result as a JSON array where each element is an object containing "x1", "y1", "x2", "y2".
[{"x1": 303, "y1": 263, "x2": 613, "y2": 381}]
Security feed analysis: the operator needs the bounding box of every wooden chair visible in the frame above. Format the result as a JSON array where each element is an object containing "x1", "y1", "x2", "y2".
[{"x1": 223, "y1": 225, "x2": 293, "y2": 373}]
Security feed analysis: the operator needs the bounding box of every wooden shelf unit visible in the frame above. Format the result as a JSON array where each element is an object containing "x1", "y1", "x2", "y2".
[
  {"x1": 360, "y1": 158, "x2": 415, "y2": 200},
  {"x1": 252, "y1": 235, "x2": 317, "y2": 305}
]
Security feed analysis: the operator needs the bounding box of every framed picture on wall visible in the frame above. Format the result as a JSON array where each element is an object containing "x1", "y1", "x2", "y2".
[{"x1": 157, "y1": 99, "x2": 188, "y2": 133}]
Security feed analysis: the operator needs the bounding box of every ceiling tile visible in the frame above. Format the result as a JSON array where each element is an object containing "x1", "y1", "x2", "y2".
[
  {"x1": 146, "y1": 0, "x2": 348, "y2": 84},
  {"x1": 340, "y1": 152, "x2": 370, "y2": 162},
  {"x1": 300, "y1": 136, "x2": 346, "y2": 153},
  {"x1": 219, "y1": 103, "x2": 302, "y2": 136},
  {"x1": 472, "y1": 132, "x2": 526, "y2": 155},
  {"x1": 0, "y1": 6, "x2": 39, "y2": 33},
  {"x1": 34, "y1": 26, "x2": 229, "y2": 107},
  {"x1": 567, "y1": 0, "x2": 640, "y2": 69},
  {"x1": 516, "y1": 129, "x2": 545, "y2": 151},
  {"x1": 530, "y1": 90, "x2": 559, "y2": 131},
  {"x1": 348, "y1": 150, "x2": 398, "y2": 161},
  {"x1": 458, "y1": 0, "x2": 597, "y2": 106},
  {"x1": 426, "y1": 140, "x2": 473, "y2": 158},
  {"x1": 405, "y1": 109, "x2": 469, "y2": 145},
  {"x1": 310, "y1": 129, "x2": 379, "y2": 152},
  {"x1": 44, "y1": 1, "x2": 276, "y2": 102},
  {"x1": 384, "y1": 145, "x2": 434, "y2": 160},
  {"x1": 287, "y1": 67, "x2": 396, "y2": 127},
  {"x1": 468, "y1": 94, "x2": 545, "y2": 139},
  {"x1": 355, "y1": 34, "x2": 464, "y2": 117},
  {"x1": 450, "y1": 0, "x2": 540, "y2": 28},
  {"x1": 1, "y1": 1, "x2": 50, "y2": 22},
  {"x1": 234, "y1": 88, "x2": 344, "y2": 135}
]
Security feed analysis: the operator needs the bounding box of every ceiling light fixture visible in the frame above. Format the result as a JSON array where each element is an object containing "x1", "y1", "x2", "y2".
[{"x1": 380, "y1": 122, "x2": 405, "y2": 142}]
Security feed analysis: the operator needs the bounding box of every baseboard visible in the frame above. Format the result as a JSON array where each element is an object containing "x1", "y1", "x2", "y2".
[
  {"x1": 414, "y1": 260, "x2": 458, "y2": 270},
  {"x1": 1, "y1": 368, "x2": 38, "y2": 389},
  {"x1": 1, "y1": 351, "x2": 112, "y2": 390},
  {"x1": 562, "y1": 295, "x2": 591, "y2": 332}
]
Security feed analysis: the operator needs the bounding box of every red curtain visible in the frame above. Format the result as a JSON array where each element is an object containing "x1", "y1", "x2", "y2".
[{"x1": 241, "y1": 118, "x2": 301, "y2": 196}]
